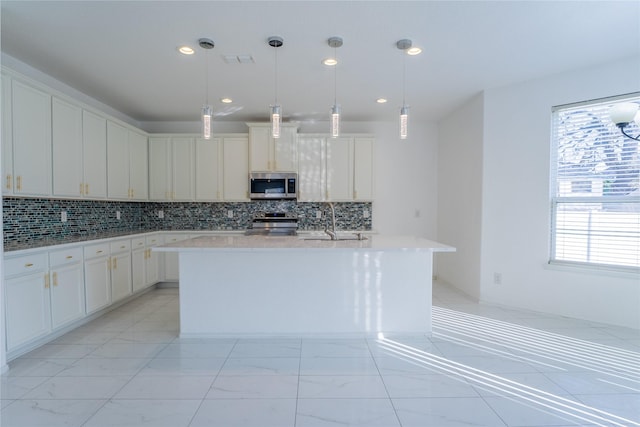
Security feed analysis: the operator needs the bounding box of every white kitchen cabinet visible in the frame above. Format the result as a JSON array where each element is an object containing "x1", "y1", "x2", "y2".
[
  {"x1": 248, "y1": 123, "x2": 298, "y2": 172},
  {"x1": 326, "y1": 137, "x2": 353, "y2": 201},
  {"x1": 297, "y1": 134, "x2": 375, "y2": 202},
  {"x1": 49, "y1": 247, "x2": 85, "y2": 330},
  {"x1": 110, "y1": 240, "x2": 132, "y2": 303},
  {"x1": 83, "y1": 242, "x2": 111, "y2": 315},
  {"x1": 82, "y1": 110, "x2": 108, "y2": 198},
  {"x1": 353, "y1": 137, "x2": 375, "y2": 201},
  {"x1": 195, "y1": 137, "x2": 222, "y2": 201},
  {"x1": 145, "y1": 235, "x2": 161, "y2": 286},
  {"x1": 149, "y1": 137, "x2": 194, "y2": 201},
  {"x1": 4, "y1": 252, "x2": 51, "y2": 351},
  {"x1": 52, "y1": 97, "x2": 83, "y2": 197},
  {"x1": 297, "y1": 136, "x2": 326, "y2": 202},
  {"x1": 222, "y1": 136, "x2": 249, "y2": 201},
  {"x1": 163, "y1": 233, "x2": 190, "y2": 281},
  {"x1": 11, "y1": 79, "x2": 52, "y2": 196},
  {"x1": 129, "y1": 130, "x2": 148, "y2": 200},
  {"x1": 107, "y1": 121, "x2": 148, "y2": 200},
  {"x1": 2, "y1": 73, "x2": 13, "y2": 196},
  {"x1": 131, "y1": 237, "x2": 147, "y2": 293}
]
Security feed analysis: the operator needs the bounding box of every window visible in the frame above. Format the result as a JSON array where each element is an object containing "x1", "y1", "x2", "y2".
[{"x1": 550, "y1": 95, "x2": 640, "y2": 270}]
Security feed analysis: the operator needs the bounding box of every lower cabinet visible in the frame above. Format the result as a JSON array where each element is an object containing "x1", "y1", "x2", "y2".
[
  {"x1": 163, "y1": 233, "x2": 190, "y2": 281},
  {"x1": 83, "y1": 243, "x2": 111, "y2": 315},
  {"x1": 5, "y1": 268, "x2": 51, "y2": 351},
  {"x1": 49, "y1": 247, "x2": 85, "y2": 330}
]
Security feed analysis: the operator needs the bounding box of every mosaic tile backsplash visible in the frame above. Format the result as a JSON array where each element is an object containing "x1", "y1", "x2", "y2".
[{"x1": 3, "y1": 198, "x2": 372, "y2": 250}]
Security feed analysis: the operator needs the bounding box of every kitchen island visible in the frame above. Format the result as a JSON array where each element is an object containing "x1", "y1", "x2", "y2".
[{"x1": 155, "y1": 234, "x2": 455, "y2": 337}]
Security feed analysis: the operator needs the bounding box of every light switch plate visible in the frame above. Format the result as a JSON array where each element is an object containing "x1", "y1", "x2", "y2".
[
  {"x1": 316, "y1": 210, "x2": 322, "y2": 219},
  {"x1": 61, "y1": 211, "x2": 67, "y2": 222},
  {"x1": 116, "y1": 211, "x2": 121, "y2": 220},
  {"x1": 227, "y1": 210, "x2": 233, "y2": 218}
]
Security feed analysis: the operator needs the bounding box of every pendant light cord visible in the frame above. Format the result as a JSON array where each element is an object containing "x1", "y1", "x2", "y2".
[
  {"x1": 205, "y1": 50, "x2": 210, "y2": 106},
  {"x1": 402, "y1": 50, "x2": 406, "y2": 106},
  {"x1": 333, "y1": 46, "x2": 337, "y2": 105},
  {"x1": 274, "y1": 45, "x2": 278, "y2": 105}
]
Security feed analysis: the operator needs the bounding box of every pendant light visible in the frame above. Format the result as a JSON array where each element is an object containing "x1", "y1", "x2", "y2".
[
  {"x1": 199, "y1": 38, "x2": 215, "y2": 140},
  {"x1": 397, "y1": 39, "x2": 412, "y2": 140},
  {"x1": 328, "y1": 37, "x2": 343, "y2": 138},
  {"x1": 268, "y1": 36, "x2": 283, "y2": 139}
]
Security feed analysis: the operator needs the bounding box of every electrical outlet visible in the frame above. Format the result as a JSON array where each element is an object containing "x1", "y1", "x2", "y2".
[
  {"x1": 227, "y1": 210, "x2": 233, "y2": 219},
  {"x1": 158, "y1": 210, "x2": 164, "y2": 219},
  {"x1": 116, "y1": 211, "x2": 121, "y2": 220},
  {"x1": 493, "y1": 272, "x2": 502, "y2": 285},
  {"x1": 316, "y1": 210, "x2": 322, "y2": 219},
  {"x1": 363, "y1": 209, "x2": 370, "y2": 218},
  {"x1": 61, "y1": 211, "x2": 67, "y2": 222}
]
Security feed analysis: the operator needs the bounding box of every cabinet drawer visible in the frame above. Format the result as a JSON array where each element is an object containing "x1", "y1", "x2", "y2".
[
  {"x1": 83, "y1": 242, "x2": 110, "y2": 259},
  {"x1": 49, "y1": 247, "x2": 83, "y2": 267},
  {"x1": 145, "y1": 235, "x2": 162, "y2": 246},
  {"x1": 4, "y1": 252, "x2": 48, "y2": 277},
  {"x1": 110, "y1": 240, "x2": 131, "y2": 253},
  {"x1": 131, "y1": 237, "x2": 146, "y2": 250}
]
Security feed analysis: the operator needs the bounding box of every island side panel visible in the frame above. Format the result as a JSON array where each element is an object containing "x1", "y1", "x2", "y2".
[{"x1": 178, "y1": 249, "x2": 433, "y2": 337}]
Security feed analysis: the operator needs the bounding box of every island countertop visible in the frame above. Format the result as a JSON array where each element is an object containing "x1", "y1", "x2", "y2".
[{"x1": 154, "y1": 234, "x2": 456, "y2": 253}]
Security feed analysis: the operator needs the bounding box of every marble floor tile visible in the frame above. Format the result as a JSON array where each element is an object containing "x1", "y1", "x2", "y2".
[
  {"x1": 298, "y1": 375, "x2": 389, "y2": 398},
  {"x1": 113, "y1": 375, "x2": 215, "y2": 399},
  {"x1": 155, "y1": 342, "x2": 235, "y2": 358},
  {"x1": 300, "y1": 356, "x2": 379, "y2": 375},
  {"x1": 0, "y1": 376, "x2": 50, "y2": 399},
  {"x1": 83, "y1": 399, "x2": 201, "y2": 427},
  {"x1": 23, "y1": 376, "x2": 131, "y2": 399},
  {"x1": 0, "y1": 399, "x2": 106, "y2": 427},
  {"x1": 137, "y1": 357, "x2": 226, "y2": 376},
  {"x1": 229, "y1": 340, "x2": 301, "y2": 358},
  {"x1": 21, "y1": 343, "x2": 99, "y2": 359},
  {"x1": 206, "y1": 374, "x2": 299, "y2": 398},
  {"x1": 5, "y1": 358, "x2": 77, "y2": 377},
  {"x1": 54, "y1": 357, "x2": 149, "y2": 377},
  {"x1": 382, "y1": 373, "x2": 479, "y2": 398},
  {"x1": 189, "y1": 398, "x2": 297, "y2": 427},
  {"x1": 296, "y1": 398, "x2": 400, "y2": 427},
  {"x1": 86, "y1": 342, "x2": 168, "y2": 359},
  {"x1": 218, "y1": 357, "x2": 300, "y2": 376},
  {"x1": 392, "y1": 396, "x2": 508, "y2": 427},
  {"x1": 301, "y1": 339, "x2": 371, "y2": 358}
]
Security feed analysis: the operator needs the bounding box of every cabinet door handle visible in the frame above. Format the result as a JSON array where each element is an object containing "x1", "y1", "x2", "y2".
[
  {"x1": 96, "y1": 250, "x2": 103, "y2": 254},
  {"x1": 85, "y1": 183, "x2": 89, "y2": 195},
  {"x1": 113, "y1": 257, "x2": 117, "y2": 269},
  {"x1": 16, "y1": 176, "x2": 22, "y2": 191},
  {"x1": 66, "y1": 255, "x2": 73, "y2": 259},
  {"x1": 80, "y1": 183, "x2": 84, "y2": 195},
  {"x1": 120, "y1": 245, "x2": 126, "y2": 249},
  {"x1": 53, "y1": 272, "x2": 58, "y2": 287},
  {"x1": 6, "y1": 174, "x2": 11, "y2": 190},
  {"x1": 44, "y1": 274, "x2": 50, "y2": 289},
  {"x1": 25, "y1": 263, "x2": 34, "y2": 268}
]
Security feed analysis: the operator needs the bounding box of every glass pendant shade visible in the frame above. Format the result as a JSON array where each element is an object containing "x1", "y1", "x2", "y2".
[
  {"x1": 202, "y1": 105, "x2": 212, "y2": 140},
  {"x1": 271, "y1": 105, "x2": 281, "y2": 139},
  {"x1": 400, "y1": 106, "x2": 409, "y2": 140},
  {"x1": 331, "y1": 104, "x2": 341, "y2": 138}
]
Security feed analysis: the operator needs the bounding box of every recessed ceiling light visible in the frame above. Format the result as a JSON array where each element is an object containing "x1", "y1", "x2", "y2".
[
  {"x1": 178, "y1": 46, "x2": 195, "y2": 55},
  {"x1": 323, "y1": 58, "x2": 338, "y2": 66},
  {"x1": 407, "y1": 47, "x2": 422, "y2": 55},
  {"x1": 376, "y1": 98, "x2": 388, "y2": 104},
  {"x1": 220, "y1": 98, "x2": 233, "y2": 104}
]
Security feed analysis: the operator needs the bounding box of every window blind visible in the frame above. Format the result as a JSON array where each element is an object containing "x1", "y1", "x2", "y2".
[{"x1": 550, "y1": 95, "x2": 640, "y2": 270}]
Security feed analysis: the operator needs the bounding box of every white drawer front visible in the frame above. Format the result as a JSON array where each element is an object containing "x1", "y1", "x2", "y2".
[
  {"x1": 49, "y1": 247, "x2": 83, "y2": 267},
  {"x1": 110, "y1": 240, "x2": 131, "y2": 253},
  {"x1": 145, "y1": 235, "x2": 162, "y2": 246},
  {"x1": 83, "y1": 242, "x2": 110, "y2": 259},
  {"x1": 4, "y1": 253, "x2": 48, "y2": 277},
  {"x1": 131, "y1": 237, "x2": 146, "y2": 250}
]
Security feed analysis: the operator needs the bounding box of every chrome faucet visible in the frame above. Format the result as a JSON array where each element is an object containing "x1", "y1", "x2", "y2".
[{"x1": 324, "y1": 202, "x2": 338, "y2": 240}]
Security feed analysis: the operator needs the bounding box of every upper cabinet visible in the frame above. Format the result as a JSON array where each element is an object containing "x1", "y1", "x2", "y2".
[
  {"x1": 107, "y1": 121, "x2": 148, "y2": 200},
  {"x1": 149, "y1": 136, "x2": 195, "y2": 201},
  {"x1": 1, "y1": 73, "x2": 13, "y2": 196},
  {"x1": 248, "y1": 123, "x2": 298, "y2": 172},
  {"x1": 81, "y1": 110, "x2": 108, "y2": 198},
  {"x1": 298, "y1": 135, "x2": 375, "y2": 202},
  {"x1": 223, "y1": 136, "x2": 250, "y2": 201},
  {"x1": 9, "y1": 78, "x2": 52, "y2": 196},
  {"x1": 195, "y1": 137, "x2": 223, "y2": 201}
]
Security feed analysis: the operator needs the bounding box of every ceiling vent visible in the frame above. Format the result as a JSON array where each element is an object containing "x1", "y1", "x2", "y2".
[{"x1": 223, "y1": 54, "x2": 255, "y2": 64}]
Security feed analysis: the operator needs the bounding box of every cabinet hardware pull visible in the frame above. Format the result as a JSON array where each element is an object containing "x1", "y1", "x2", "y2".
[
  {"x1": 85, "y1": 183, "x2": 89, "y2": 195},
  {"x1": 113, "y1": 257, "x2": 117, "y2": 269},
  {"x1": 53, "y1": 272, "x2": 58, "y2": 287},
  {"x1": 66, "y1": 255, "x2": 73, "y2": 259},
  {"x1": 16, "y1": 176, "x2": 22, "y2": 191},
  {"x1": 44, "y1": 274, "x2": 50, "y2": 289},
  {"x1": 120, "y1": 245, "x2": 126, "y2": 249},
  {"x1": 25, "y1": 263, "x2": 34, "y2": 268},
  {"x1": 80, "y1": 183, "x2": 84, "y2": 195},
  {"x1": 6, "y1": 174, "x2": 11, "y2": 190},
  {"x1": 96, "y1": 250, "x2": 103, "y2": 254}
]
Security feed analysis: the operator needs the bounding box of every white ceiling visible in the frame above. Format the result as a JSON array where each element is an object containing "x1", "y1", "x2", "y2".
[{"x1": 1, "y1": 1, "x2": 639, "y2": 126}]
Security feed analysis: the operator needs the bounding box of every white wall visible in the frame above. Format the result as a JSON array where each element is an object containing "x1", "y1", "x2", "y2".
[
  {"x1": 436, "y1": 93, "x2": 484, "y2": 300},
  {"x1": 480, "y1": 57, "x2": 640, "y2": 329}
]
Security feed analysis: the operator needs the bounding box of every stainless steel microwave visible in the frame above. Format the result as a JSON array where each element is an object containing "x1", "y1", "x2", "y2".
[{"x1": 249, "y1": 172, "x2": 298, "y2": 200}]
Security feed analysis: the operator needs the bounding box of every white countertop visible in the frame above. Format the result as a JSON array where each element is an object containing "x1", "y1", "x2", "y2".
[{"x1": 154, "y1": 234, "x2": 456, "y2": 253}]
